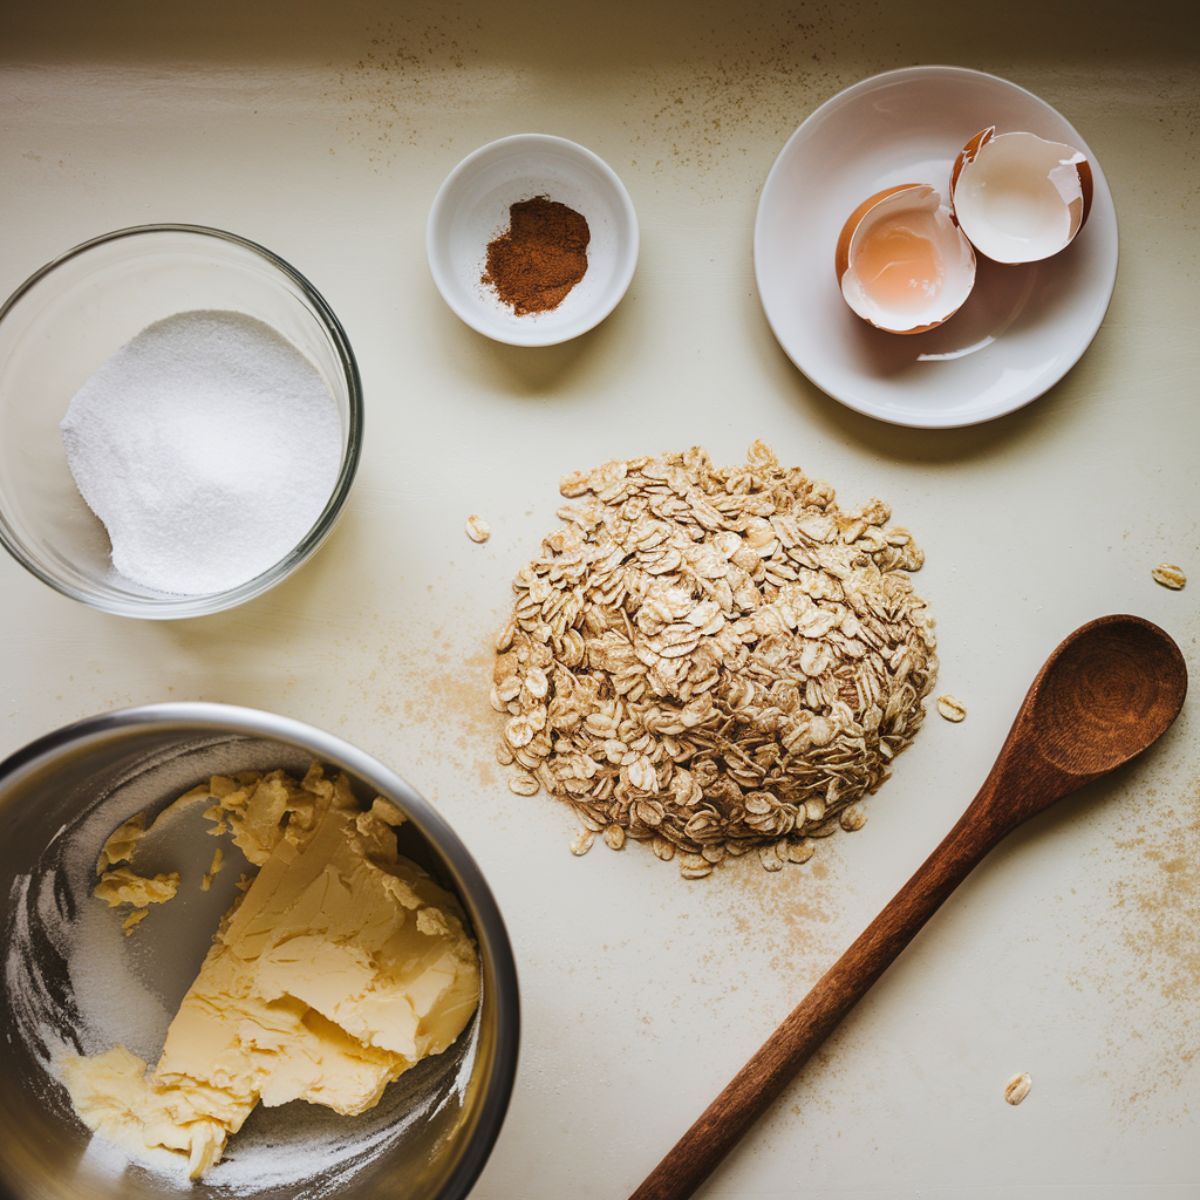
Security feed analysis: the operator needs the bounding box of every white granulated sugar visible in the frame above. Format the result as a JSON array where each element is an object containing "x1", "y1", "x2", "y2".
[
  {"x1": 60, "y1": 310, "x2": 341, "y2": 596},
  {"x1": 66, "y1": 889, "x2": 174, "y2": 1062}
]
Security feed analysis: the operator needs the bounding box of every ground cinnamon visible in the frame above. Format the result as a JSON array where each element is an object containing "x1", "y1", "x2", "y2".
[{"x1": 482, "y1": 196, "x2": 590, "y2": 316}]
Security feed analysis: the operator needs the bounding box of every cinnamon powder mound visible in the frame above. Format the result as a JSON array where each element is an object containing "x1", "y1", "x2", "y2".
[{"x1": 482, "y1": 196, "x2": 590, "y2": 316}]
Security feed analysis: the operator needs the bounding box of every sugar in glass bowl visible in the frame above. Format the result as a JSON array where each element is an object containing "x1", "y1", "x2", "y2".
[{"x1": 0, "y1": 224, "x2": 363, "y2": 619}]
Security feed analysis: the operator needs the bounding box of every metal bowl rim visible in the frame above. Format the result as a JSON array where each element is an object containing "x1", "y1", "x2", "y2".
[{"x1": 0, "y1": 701, "x2": 519, "y2": 1200}]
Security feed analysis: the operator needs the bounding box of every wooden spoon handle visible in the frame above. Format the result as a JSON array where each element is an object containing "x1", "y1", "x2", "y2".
[{"x1": 629, "y1": 798, "x2": 1004, "y2": 1200}]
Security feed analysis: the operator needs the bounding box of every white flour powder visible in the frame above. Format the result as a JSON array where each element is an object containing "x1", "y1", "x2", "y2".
[{"x1": 60, "y1": 310, "x2": 341, "y2": 596}]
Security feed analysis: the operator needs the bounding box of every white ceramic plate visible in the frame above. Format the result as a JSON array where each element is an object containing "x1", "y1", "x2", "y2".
[{"x1": 754, "y1": 66, "x2": 1118, "y2": 428}]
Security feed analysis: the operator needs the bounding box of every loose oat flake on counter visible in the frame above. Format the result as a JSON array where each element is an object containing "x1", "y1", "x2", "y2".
[
  {"x1": 1004, "y1": 1071, "x2": 1033, "y2": 1106},
  {"x1": 1151, "y1": 563, "x2": 1186, "y2": 590},
  {"x1": 465, "y1": 514, "x2": 492, "y2": 543},
  {"x1": 491, "y1": 442, "x2": 938, "y2": 878}
]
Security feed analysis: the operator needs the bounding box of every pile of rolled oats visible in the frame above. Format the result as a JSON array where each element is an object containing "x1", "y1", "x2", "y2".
[{"x1": 491, "y1": 442, "x2": 938, "y2": 878}]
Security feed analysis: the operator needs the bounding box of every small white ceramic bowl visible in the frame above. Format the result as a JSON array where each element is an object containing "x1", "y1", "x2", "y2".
[{"x1": 427, "y1": 134, "x2": 638, "y2": 347}]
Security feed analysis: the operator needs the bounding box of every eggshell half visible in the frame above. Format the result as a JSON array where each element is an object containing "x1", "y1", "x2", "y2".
[
  {"x1": 835, "y1": 183, "x2": 976, "y2": 335},
  {"x1": 951, "y1": 128, "x2": 1094, "y2": 264}
]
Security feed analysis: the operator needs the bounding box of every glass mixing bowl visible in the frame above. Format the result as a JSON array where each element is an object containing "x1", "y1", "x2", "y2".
[{"x1": 0, "y1": 225, "x2": 363, "y2": 618}]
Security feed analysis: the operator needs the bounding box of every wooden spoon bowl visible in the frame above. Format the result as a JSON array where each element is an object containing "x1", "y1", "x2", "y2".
[{"x1": 1032, "y1": 615, "x2": 1186, "y2": 775}]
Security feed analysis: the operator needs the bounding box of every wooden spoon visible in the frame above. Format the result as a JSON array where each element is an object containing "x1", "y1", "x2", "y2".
[{"x1": 630, "y1": 614, "x2": 1187, "y2": 1200}]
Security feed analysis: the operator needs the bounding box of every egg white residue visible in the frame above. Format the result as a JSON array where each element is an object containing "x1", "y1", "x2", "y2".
[
  {"x1": 952, "y1": 129, "x2": 1091, "y2": 264},
  {"x1": 838, "y1": 184, "x2": 976, "y2": 334}
]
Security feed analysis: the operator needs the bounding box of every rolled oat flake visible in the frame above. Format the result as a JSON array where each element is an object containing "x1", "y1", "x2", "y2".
[{"x1": 1151, "y1": 563, "x2": 1186, "y2": 590}]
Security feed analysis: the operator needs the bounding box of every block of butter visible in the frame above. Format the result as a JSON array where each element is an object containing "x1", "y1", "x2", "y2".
[{"x1": 60, "y1": 766, "x2": 480, "y2": 1179}]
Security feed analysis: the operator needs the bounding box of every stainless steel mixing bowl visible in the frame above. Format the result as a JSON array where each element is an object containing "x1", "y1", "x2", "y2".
[{"x1": 0, "y1": 704, "x2": 519, "y2": 1200}]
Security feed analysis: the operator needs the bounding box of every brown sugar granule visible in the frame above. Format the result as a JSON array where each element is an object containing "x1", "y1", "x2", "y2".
[{"x1": 482, "y1": 196, "x2": 590, "y2": 315}]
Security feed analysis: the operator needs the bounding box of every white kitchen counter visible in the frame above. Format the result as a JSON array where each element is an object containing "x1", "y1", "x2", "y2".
[{"x1": 1, "y1": 1, "x2": 1198, "y2": 1196}]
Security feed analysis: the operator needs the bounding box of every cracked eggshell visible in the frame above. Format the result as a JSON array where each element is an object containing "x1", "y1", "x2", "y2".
[
  {"x1": 951, "y1": 127, "x2": 1094, "y2": 264},
  {"x1": 835, "y1": 183, "x2": 976, "y2": 336}
]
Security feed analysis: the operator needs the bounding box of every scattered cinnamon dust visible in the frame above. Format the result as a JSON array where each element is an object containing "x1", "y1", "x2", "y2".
[
  {"x1": 482, "y1": 196, "x2": 590, "y2": 315},
  {"x1": 1073, "y1": 778, "x2": 1200, "y2": 1109}
]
